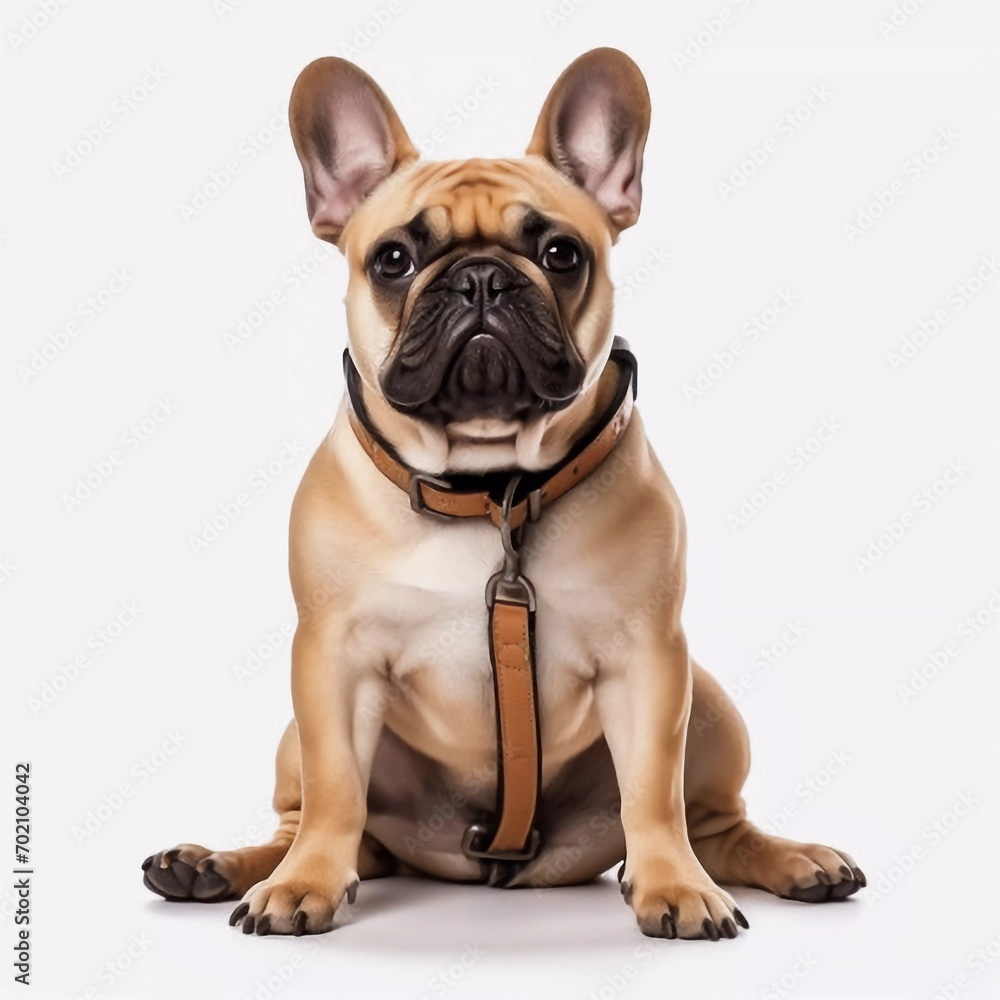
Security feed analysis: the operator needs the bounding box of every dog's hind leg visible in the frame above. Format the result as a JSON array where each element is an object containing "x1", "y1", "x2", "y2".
[
  {"x1": 684, "y1": 663, "x2": 865, "y2": 905},
  {"x1": 142, "y1": 720, "x2": 396, "y2": 902}
]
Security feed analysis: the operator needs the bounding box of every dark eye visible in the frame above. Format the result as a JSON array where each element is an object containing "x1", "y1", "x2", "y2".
[
  {"x1": 372, "y1": 243, "x2": 415, "y2": 280},
  {"x1": 540, "y1": 238, "x2": 582, "y2": 274}
]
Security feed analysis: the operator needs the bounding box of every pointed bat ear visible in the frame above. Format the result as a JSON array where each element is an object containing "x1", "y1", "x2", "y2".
[
  {"x1": 288, "y1": 57, "x2": 417, "y2": 244},
  {"x1": 527, "y1": 48, "x2": 651, "y2": 231}
]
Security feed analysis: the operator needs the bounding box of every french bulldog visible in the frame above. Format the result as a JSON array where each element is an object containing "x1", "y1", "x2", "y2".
[{"x1": 142, "y1": 48, "x2": 864, "y2": 939}]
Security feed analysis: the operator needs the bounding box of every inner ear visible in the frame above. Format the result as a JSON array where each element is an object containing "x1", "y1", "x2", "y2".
[
  {"x1": 527, "y1": 48, "x2": 650, "y2": 231},
  {"x1": 289, "y1": 58, "x2": 417, "y2": 244}
]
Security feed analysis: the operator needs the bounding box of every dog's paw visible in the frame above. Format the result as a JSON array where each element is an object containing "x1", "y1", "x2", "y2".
[
  {"x1": 768, "y1": 842, "x2": 866, "y2": 903},
  {"x1": 621, "y1": 858, "x2": 747, "y2": 940},
  {"x1": 142, "y1": 844, "x2": 236, "y2": 902},
  {"x1": 229, "y1": 861, "x2": 359, "y2": 936}
]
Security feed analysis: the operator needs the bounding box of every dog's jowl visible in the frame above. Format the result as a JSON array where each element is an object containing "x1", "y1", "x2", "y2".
[{"x1": 142, "y1": 48, "x2": 864, "y2": 939}]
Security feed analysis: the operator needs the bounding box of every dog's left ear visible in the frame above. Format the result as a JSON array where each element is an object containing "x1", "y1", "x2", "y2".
[
  {"x1": 527, "y1": 48, "x2": 650, "y2": 231},
  {"x1": 289, "y1": 58, "x2": 417, "y2": 244}
]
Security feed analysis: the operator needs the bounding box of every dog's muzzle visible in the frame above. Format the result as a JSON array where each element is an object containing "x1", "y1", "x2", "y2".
[{"x1": 379, "y1": 256, "x2": 586, "y2": 423}]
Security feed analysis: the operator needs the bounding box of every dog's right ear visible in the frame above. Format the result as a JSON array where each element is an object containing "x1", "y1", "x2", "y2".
[{"x1": 288, "y1": 58, "x2": 417, "y2": 244}]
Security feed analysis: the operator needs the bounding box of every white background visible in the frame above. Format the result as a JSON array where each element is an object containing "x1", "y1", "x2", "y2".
[{"x1": 3, "y1": 1, "x2": 1000, "y2": 998}]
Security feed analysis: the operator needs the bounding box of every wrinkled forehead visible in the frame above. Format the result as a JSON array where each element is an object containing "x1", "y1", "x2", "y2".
[{"x1": 343, "y1": 157, "x2": 612, "y2": 263}]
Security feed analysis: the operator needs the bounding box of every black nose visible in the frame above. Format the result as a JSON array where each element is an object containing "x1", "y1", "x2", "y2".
[{"x1": 447, "y1": 258, "x2": 520, "y2": 305}]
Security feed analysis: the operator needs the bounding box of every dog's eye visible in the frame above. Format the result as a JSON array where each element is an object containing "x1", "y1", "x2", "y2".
[
  {"x1": 372, "y1": 243, "x2": 415, "y2": 280},
  {"x1": 540, "y1": 238, "x2": 582, "y2": 274}
]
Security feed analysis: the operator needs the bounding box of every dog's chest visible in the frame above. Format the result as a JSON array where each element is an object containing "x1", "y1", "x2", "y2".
[{"x1": 353, "y1": 511, "x2": 609, "y2": 773}]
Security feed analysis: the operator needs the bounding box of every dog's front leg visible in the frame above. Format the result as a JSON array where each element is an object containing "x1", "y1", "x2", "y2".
[
  {"x1": 230, "y1": 620, "x2": 385, "y2": 937},
  {"x1": 596, "y1": 627, "x2": 746, "y2": 940}
]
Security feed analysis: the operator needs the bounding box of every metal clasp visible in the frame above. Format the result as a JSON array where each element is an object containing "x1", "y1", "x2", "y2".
[
  {"x1": 462, "y1": 823, "x2": 542, "y2": 862},
  {"x1": 485, "y1": 475, "x2": 536, "y2": 611}
]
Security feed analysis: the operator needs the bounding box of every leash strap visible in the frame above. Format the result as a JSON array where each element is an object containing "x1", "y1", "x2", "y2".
[{"x1": 345, "y1": 339, "x2": 638, "y2": 863}]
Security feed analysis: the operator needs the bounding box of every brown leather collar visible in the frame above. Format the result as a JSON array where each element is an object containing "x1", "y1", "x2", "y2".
[
  {"x1": 343, "y1": 337, "x2": 637, "y2": 529},
  {"x1": 344, "y1": 338, "x2": 638, "y2": 870}
]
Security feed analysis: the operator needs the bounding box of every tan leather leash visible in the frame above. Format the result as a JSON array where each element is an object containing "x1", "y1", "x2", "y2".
[{"x1": 344, "y1": 338, "x2": 637, "y2": 864}]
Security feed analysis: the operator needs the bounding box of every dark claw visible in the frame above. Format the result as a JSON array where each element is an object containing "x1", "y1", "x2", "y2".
[
  {"x1": 839, "y1": 865, "x2": 853, "y2": 881},
  {"x1": 162, "y1": 848, "x2": 180, "y2": 865},
  {"x1": 734, "y1": 907, "x2": 750, "y2": 929},
  {"x1": 141, "y1": 855, "x2": 153, "y2": 871},
  {"x1": 721, "y1": 917, "x2": 737, "y2": 939},
  {"x1": 346, "y1": 879, "x2": 360, "y2": 905},
  {"x1": 816, "y1": 869, "x2": 832, "y2": 885},
  {"x1": 143, "y1": 858, "x2": 194, "y2": 898},
  {"x1": 229, "y1": 902, "x2": 249, "y2": 927},
  {"x1": 190, "y1": 859, "x2": 230, "y2": 901},
  {"x1": 853, "y1": 867, "x2": 867, "y2": 888},
  {"x1": 620, "y1": 880, "x2": 633, "y2": 905},
  {"x1": 703, "y1": 918, "x2": 720, "y2": 941},
  {"x1": 255, "y1": 915, "x2": 271, "y2": 936},
  {"x1": 293, "y1": 910, "x2": 308, "y2": 936},
  {"x1": 785, "y1": 880, "x2": 830, "y2": 903},
  {"x1": 829, "y1": 877, "x2": 860, "y2": 900},
  {"x1": 661, "y1": 913, "x2": 677, "y2": 939},
  {"x1": 617, "y1": 862, "x2": 625, "y2": 883},
  {"x1": 242, "y1": 915, "x2": 256, "y2": 935}
]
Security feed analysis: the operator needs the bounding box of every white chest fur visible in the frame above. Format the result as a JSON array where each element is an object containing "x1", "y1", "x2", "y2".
[{"x1": 346, "y1": 503, "x2": 609, "y2": 779}]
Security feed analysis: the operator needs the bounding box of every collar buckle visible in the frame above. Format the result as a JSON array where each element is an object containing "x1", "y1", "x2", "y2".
[{"x1": 408, "y1": 472, "x2": 454, "y2": 520}]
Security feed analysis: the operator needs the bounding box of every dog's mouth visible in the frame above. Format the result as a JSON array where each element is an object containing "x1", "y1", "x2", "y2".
[{"x1": 379, "y1": 256, "x2": 585, "y2": 423}]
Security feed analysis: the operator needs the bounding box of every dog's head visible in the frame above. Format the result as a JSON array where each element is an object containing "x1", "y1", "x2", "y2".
[{"x1": 289, "y1": 49, "x2": 650, "y2": 472}]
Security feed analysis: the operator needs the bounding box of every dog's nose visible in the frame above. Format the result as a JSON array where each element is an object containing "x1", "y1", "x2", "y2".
[{"x1": 447, "y1": 259, "x2": 518, "y2": 305}]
